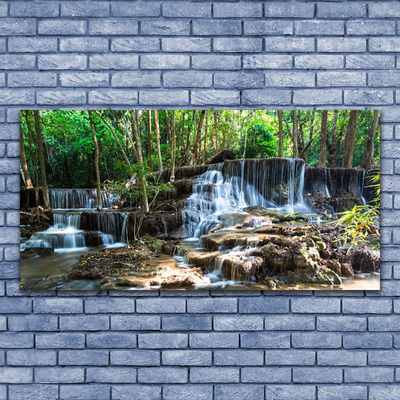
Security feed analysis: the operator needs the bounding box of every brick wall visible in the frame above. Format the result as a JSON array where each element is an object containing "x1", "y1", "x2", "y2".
[{"x1": 1, "y1": 1, "x2": 399, "y2": 399}]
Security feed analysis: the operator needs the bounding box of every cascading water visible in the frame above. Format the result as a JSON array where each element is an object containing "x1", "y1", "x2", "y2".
[
  {"x1": 183, "y1": 158, "x2": 309, "y2": 238},
  {"x1": 21, "y1": 189, "x2": 127, "y2": 254}
]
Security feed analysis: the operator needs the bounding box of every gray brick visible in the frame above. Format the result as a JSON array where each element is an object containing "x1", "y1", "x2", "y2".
[
  {"x1": 140, "y1": 90, "x2": 189, "y2": 106},
  {"x1": 265, "y1": 350, "x2": 315, "y2": 365},
  {"x1": 370, "y1": 38, "x2": 400, "y2": 53},
  {"x1": 214, "y1": 315, "x2": 263, "y2": 331},
  {"x1": 318, "y1": 72, "x2": 366, "y2": 87},
  {"x1": 7, "y1": 350, "x2": 57, "y2": 366},
  {"x1": 138, "y1": 367, "x2": 187, "y2": 383},
  {"x1": 0, "y1": 297, "x2": 31, "y2": 313},
  {"x1": 111, "y1": 2, "x2": 161, "y2": 17},
  {"x1": 343, "y1": 333, "x2": 392, "y2": 349},
  {"x1": 293, "y1": 367, "x2": 342, "y2": 383},
  {"x1": 0, "y1": 3, "x2": 6, "y2": 17},
  {"x1": 90, "y1": 19, "x2": 138, "y2": 35},
  {"x1": 214, "y1": 72, "x2": 264, "y2": 90},
  {"x1": 214, "y1": 3, "x2": 262, "y2": 18},
  {"x1": 139, "y1": 333, "x2": 187, "y2": 349},
  {"x1": 193, "y1": 20, "x2": 241, "y2": 36},
  {"x1": 265, "y1": 315, "x2": 314, "y2": 331},
  {"x1": 34, "y1": 298, "x2": 83, "y2": 314},
  {"x1": 244, "y1": 55, "x2": 292, "y2": 70},
  {"x1": 163, "y1": 3, "x2": 211, "y2": 18},
  {"x1": 344, "y1": 90, "x2": 393, "y2": 105},
  {"x1": 242, "y1": 89, "x2": 291, "y2": 106},
  {"x1": 265, "y1": 72, "x2": 315, "y2": 88},
  {"x1": 0, "y1": 333, "x2": 33, "y2": 348},
  {"x1": 112, "y1": 385, "x2": 161, "y2": 400},
  {"x1": 90, "y1": 54, "x2": 138, "y2": 70},
  {"x1": 163, "y1": 71, "x2": 211, "y2": 88},
  {"x1": 318, "y1": 350, "x2": 366, "y2": 366},
  {"x1": 37, "y1": 90, "x2": 87, "y2": 106},
  {"x1": 239, "y1": 297, "x2": 288, "y2": 313},
  {"x1": 141, "y1": 54, "x2": 189, "y2": 70},
  {"x1": 295, "y1": 20, "x2": 344, "y2": 36},
  {"x1": 8, "y1": 315, "x2": 57, "y2": 331},
  {"x1": 0, "y1": 73, "x2": 4, "y2": 87},
  {"x1": 9, "y1": 385, "x2": 58, "y2": 400},
  {"x1": 87, "y1": 332, "x2": 136, "y2": 349},
  {"x1": 294, "y1": 89, "x2": 342, "y2": 105},
  {"x1": 292, "y1": 298, "x2": 340, "y2": 313},
  {"x1": 38, "y1": 54, "x2": 87, "y2": 70},
  {"x1": 190, "y1": 367, "x2": 239, "y2": 383},
  {"x1": 295, "y1": 55, "x2": 344, "y2": 70},
  {"x1": 292, "y1": 332, "x2": 341, "y2": 349},
  {"x1": 318, "y1": 385, "x2": 367, "y2": 400},
  {"x1": 162, "y1": 38, "x2": 211, "y2": 53},
  {"x1": 35, "y1": 367, "x2": 84, "y2": 383},
  {"x1": 0, "y1": 55, "x2": 35, "y2": 70},
  {"x1": 38, "y1": 19, "x2": 86, "y2": 35},
  {"x1": 11, "y1": 2, "x2": 59, "y2": 17},
  {"x1": 141, "y1": 21, "x2": 189, "y2": 36},
  {"x1": 265, "y1": 2, "x2": 314, "y2": 18},
  {"x1": 369, "y1": 350, "x2": 400, "y2": 366},
  {"x1": 61, "y1": 2, "x2": 110, "y2": 17},
  {"x1": 244, "y1": 21, "x2": 293, "y2": 36},
  {"x1": 59, "y1": 350, "x2": 109, "y2": 366},
  {"x1": 191, "y1": 90, "x2": 240, "y2": 106},
  {"x1": 163, "y1": 385, "x2": 212, "y2": 400},
  {"x1": 214, "y1": 350, "x2": 263, "y2": 366},
  {"x1": 345, "y1": 367, "x2": 394, "y2": 383},
  {"x1": 60, "y1": 315, "x2": 109, "y2": 331},
  {"x1": 190, "y1": 333, "x2": 239, "y2": 348},
  {"x1": 192, "y1": 55, "x2": 241, "y2": 70},
  {"x1": 346, "y1": 55, "x2": 395, "y2": 70},
  {"x1": 318, "y1": 38, "x2": 366, "y2": 53},
  {"x1": 265, "y1": 385, "x2": 316, "y2": 400},
  {"x1": 214, "y1": 38, "x2": 262, "y2": 53},
  {"x1": 240, "y1": 332, "x2": 290, "y2": 349},
  {"x1": 369, "y1": 316, "x2": 400, "y2": 331},
  {"x1": 215, "y1": 385, "x2": 264, "y2": 400},
  {"x1": 0, "y1": 367, "x2": 33, "y2": 383},
  {"x1": 370, "y1": 3, "x2": 400, "y2": 18},
  {"x1": 162, "y1": 350, "x2": 211, "y2": 366},
  {"x1": 60, "y1": 385, "x2": 110, "y2": 400},
  {"x1": 136, "y1": 298, "x2": 185, "y2": 313},
  {"x1": 85, "y1": 298, "x2": 135, "y2": 313},
  {"x1": 317, "y1": 316, "x2": 366, "y2": 331},
  {"x1": 86, "y1": 367, "x2": 136, "y2": 383},
  {"x1": 242, "y1": 367, "x2": 291, "y2": 383},
  {"x1": 162, "y1": 315, "x2": 211, "y2": 331},
  {"x1": 111, "y1": 350, "x2": 159, "y2": 366},
  {"x1": 111, "y1": 315, "x2": 160, "y2": 330},
  {"x1": 6, "y1": 143, "x2": 19, "y2": 158},
  {"x1": 60, "y1": 72, "x2": 109, "y2": 88},
  {"x1": 9, "y1": 37, "x2": 57, "y2": 53},
  {"x1": 370, "y1": 71, "x2": 400, "y2": 87},
  {"x1": 0, "y1": 19, "x2": 36, "y2": 36},
  {"x1": 111, "y1": 38, "x2": 160, "y2": 52},
  {"x1": 89, "y1": 90, "x2": 138, "y2": 105},
  {"x1": 187, "y1": 298, "x2": 237, "y2": 313},
  {"x1": 9, "y1": 72, "x2": 57, "y2": 88},
  {"x1": 317, "y1": 3, "x2": 366, "y2": 19},
  {"x1": 343, "y1": 299, "x2": 391, "y2": 314},
  {"x1": 347, "y1": 20, "x2": 396, "y2": 36},
  {"x1": 60, "y1": 38, "x2": 109, "y2": 53}
]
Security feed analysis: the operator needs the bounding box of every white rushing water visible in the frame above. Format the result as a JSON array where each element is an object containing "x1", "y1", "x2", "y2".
[{"x1": 21, "y1": 189, "x2": 127, "y2": 253}]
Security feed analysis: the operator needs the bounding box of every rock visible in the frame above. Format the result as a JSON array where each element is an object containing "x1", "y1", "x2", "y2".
[
  {"x1": 187, "y1": 250, "x2": 221, "y2": 270},
  {"x1": 21, "y1": 247, "x2": 54, "y2": 260},
  {"x1": 222, "y1": 256, "x2": 263, "y2": 281},
  {"x1": 208, "y1": 150, "x2": 236, "y2": 165},
  {"x1": 161, "y1": 274, "x2": 206, "y2": 288},
  {"x1": 316, "y1": 241, "x2": 326, "y2": 252},
  {"x1": 111, "y1": 262, "x2": 132, "y2": 270},
  {"x1": 161, "y1": 241, "x2": 176, "y2": 256},
  {"x1": 349, "y1": 249, "x2": 380, "y2": 273}
]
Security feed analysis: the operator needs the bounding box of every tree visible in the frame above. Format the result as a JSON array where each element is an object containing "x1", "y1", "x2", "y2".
[
  {"x1": 88, "y1": 111, "x2": 102, "y2": 211},
  {"x1": 131, "y1": 110, "x2": 149, "y2": 213},
  {"x1": 20, "y1": 122, "x2": 33, "y2": 189},
  {"x1": 328, "y1": 110, "x2": 339, "y2": 167},
  {"x1": 147, "y1": 110, "x2": 153, "y2": 172},
  {"x1": 277, "y1": 110, "x2": 283, "y2": 157},
  {"x1": 154, "y1": 110, "x2": 163, "y2": 171},
  {"x1": 192, "y1": 110, "x2": 206, "y2": 165},
  {"x1": 342, "y1": 110, "x2": 359, "y2": 168},
  {"x1": 292, "y1": 111, "x2": 299, "y2": 158},
  {"x1": 171, "y1": 111, "x2": 176, "y2": 181},
  {"x1": 34, "y1": 111, "x2": 50, "y2": 208},
  {"x1": 317, "y1": 110, "x2": 328, "y2": 167},
  {"x1": 361, "y1": 110, "x2": 380, "y2": 169}
]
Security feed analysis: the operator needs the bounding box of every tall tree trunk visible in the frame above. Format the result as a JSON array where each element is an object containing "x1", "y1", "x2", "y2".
[
  {"x1": 192, "y1": 110, "x2": 206, "y2": 165},
  {"x1": 131, "y1": 111, "x2": 149, "y2": 213},
  {"x1": 25, "y1": 112, "x2": 40, "y2": 205},
  {"x1": 202, "y1": 112, "x2": 208, "y2": 164},
  {"x1": 361, "y1": 110, "x2": 380, "y2": 169},
  {"x1": 94, "y1": 111, "x2": 131, "y2": 170},
  {"x1": 328, "y1": 110, "x2": 339, "y2": 167},
  {"x1": 342, "y1": 110, "x2": 359, "y2": 168},
  {"x1": 34, "y1": 111, "x2": 50, "y2": 208},
  {"x1": 317, "y1": 110, "x2": 328, "y2": 167},
  {"x1": 147, "y1": 110, "x2": 153, "y2": 172},
  {"x1": 292, "y1": 110, "x2": 298, "y2": 158},
  {"x1": 171, "y1": 111, "x2": 176, "y2": 181},
  {"x1": 277, "y1": 110, "x2": 284, "y2": 157},
  {"x1": 20, "y1": 122, "x2": 33, "y2": 189},
  {"x1": 180, "y1": 110, "x2": 185, "y2": 158},
  {"x1": 213, "y1": 110, "x2": 218, "y2": 150},
  {"x1": 154, "y1": 110, "x2": 163, "y2": 172},
  {"x1": 88, "y1": 111, "x2": 102, "y2": 211}
]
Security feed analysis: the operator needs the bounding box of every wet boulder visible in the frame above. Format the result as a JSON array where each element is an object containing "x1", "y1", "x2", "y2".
[
  {"x1": 208, "y1": 150, "x2": 236, "y2": 165},
  {"x1": 349, "y1": 248, "x2": 380, "y2": 273}
]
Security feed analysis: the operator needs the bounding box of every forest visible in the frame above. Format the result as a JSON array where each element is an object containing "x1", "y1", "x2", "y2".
[{"x1": 20, "y1": 110, "x2": 380, "y2": 291}]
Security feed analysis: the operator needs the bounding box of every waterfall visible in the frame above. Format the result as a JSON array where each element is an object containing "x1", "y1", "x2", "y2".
[
  {"x1": 49, "y1": 189, "x2": 116, "y2": 209},
  {"x1": 183, "y1": 158, "x2": 308, "y2": 238}
]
